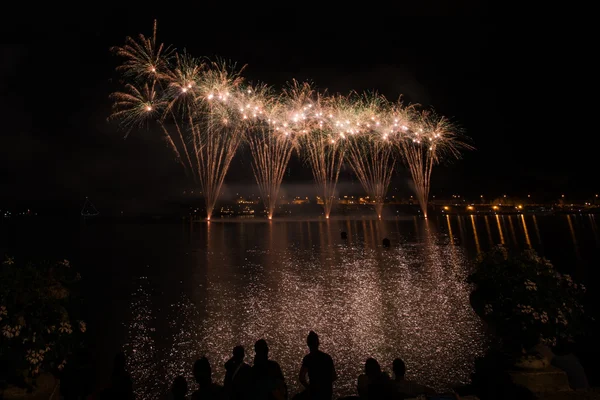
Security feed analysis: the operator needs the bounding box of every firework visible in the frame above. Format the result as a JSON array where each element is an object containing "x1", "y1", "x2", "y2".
[
  {"x1": 111, "y1": 24, "x2": 472, "y2": 220},
  {"x1": 112, "y1": 24, "x2": 246, "y2": 220},
  {"x1": 283, "y1": 82, "x2": 346, "y2": 219},
  {"x1": 239, "y1": 86, "x2": 295, "y2": 219},
  {"x1": 110, "y1": 20, "x2": 173, "y2": 82},
  {"x1": 184, "y1": 60, "x2": 246, "y2": 220},
  {"x1": 342, "y1": 94, "x2": 396, "y2": 218},
  {"x1": 395, "y1": 110, "x2": 472, "y2": 218}
]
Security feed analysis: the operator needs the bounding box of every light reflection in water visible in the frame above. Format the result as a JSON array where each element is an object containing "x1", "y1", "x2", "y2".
[
  {"x1": 470, "y1": 215, "x2": 481, "y2": 254},
  {"x1": 507, "y1": 216, "x2": 518, "y2": 246},
  {"x1": 520, "y1": 215, "x2": 532, "y2": 248},
  {"x1": 567, "y1": 215, "x2": 581, "y2": 260},
  {"x1": 124, "y1": 277, "x2": 162, "y2": 400},
  {"x1": 484, "y1": 216, "x2": 493, "y2": 246},
  {"x1": 495, "y1": 215, "x2": 505, "y2": 245},
  {"x1": 590, "y1": 215, "x2": 600, "y2": 245},
  {"x1": 446, "y1": 215, "x2": 454, "y2": 244},
  {"x1": 532, "y1": 215, "x2": 542, "y2": 244},
  {"x1": 123, "y1": 219, "x2": 486, "y2": 397}
]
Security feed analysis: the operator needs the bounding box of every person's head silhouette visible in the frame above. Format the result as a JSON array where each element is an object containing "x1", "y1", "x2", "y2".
[
  {"x1": 392, "y1": 358, "x2": 406, "y2": 379},
  {"x1": 193, "y1": 357, "x2": 212, "y2": 385},
  {"x1": 307, "y1": 331, "x2": 319, "y2": 352},
  {"x1": 365, "y1": 358, "x2": 381, "y2": 378},
  {"x1": 254, "y1": 339, "x2": 269, "y2": 361},
  {"x1": 233, "y1": 345, "x2": 245, "y2": 362},
  {"x1": 171, "y1": 375, "x2": 188, "y2": 399}
]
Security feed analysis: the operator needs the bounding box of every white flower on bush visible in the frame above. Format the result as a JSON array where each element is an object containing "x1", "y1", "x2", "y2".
[
  {"x1": 524, "y1": 280, "x2": 537, "y2": 291},
  {"x1": 540, "y1": 311, "x2": 549, "y2": 323},
  {"x1": 58, "y1": 359, "x2": 67, "y2": 371},
  {"x1": 2, "y1": 324, "x2": 22, "y2": 338},
  {"x1": 484, "y1": 304, "x2": 493, "y2": 315},
  {"x1": 517, "y1": 304, "x2": 534, "y2": 314},
  {"x1": 541, "y1": 337, "x2": 557, "y2": 346},
  {"x1": 47, "y1": 325, "x2": 56, "y2": 334},
  {"x1": 59, "y1": 259, "x2": 70, "y2": 268},
  {"x1": 79, "y1": 321, "x2": 86, "y2": 333},
  {"x1": 26, "y1": 349, "x2": 47, "y2": 365},
  {"x1": 557, "y1": 310, "x2": 568, "y2": 325},
  {"x1": 0, "y1": 305, "x2": 6, "y2": 322},
  {"x1": 59, "y1": 321, "x2": 73, "y2": 334},
  {"x1": 3, "y1": 256, "x2": 14, "y2": 265}
]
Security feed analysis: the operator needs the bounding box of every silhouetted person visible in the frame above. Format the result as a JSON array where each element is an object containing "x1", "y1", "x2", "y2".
[
  {"x1": 252, "y1": 339, "x2": 287, "y2": 400},
  {"x1": 391, "y1": 358, "x2": 434, "y2": 398},
  {"x1": 192, "y1": 357, "x2": 223, "y2": 400},
  {"x1": 172, "y1": 375, "x2": 188, "y2": 400},
  {"x1": 341, "y1": 232, "x2": 348, "y2": 240},
  {"x1": 224, "y1": 345, "x2": 252, "y2": 400},
  {"x1": 357, "y1": 358, "x2": 394, "y2": 400},
  {"x1": 382, "y1": 238, "x2": 390, "y2": 248},
  {"x1": 297, "y1": 331, "x2": 336, "y2": 400},
  {"x1": 100, "y1": 352, "x2": 134, "y2": 400}
]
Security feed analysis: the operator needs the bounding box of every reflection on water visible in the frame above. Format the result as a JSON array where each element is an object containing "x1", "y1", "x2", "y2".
[
  {"x1": 124, "y1": 218, "x2": 486, "y2": 398},
  {"x1": 120, "y1": 215, "x2": 600, "y2": 398},
  {"x1": 125, "y1": 277, "x2": 162, "y2": 399}
]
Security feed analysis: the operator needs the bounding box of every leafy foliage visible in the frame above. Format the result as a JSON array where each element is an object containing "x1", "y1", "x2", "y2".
[
  {"x1": 468, "y1": 246, "x2": 588, "y2": 351},
  {"x1": 0, "y1": 256, "x2": 85, "y2": 387}
]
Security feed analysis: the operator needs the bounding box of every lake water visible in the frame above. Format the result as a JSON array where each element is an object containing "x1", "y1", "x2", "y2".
[{"x1": 2, "y1": 214, "x2": 599, "y2": 398}]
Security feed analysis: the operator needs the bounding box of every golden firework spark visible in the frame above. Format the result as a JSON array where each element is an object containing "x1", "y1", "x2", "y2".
[{"x1": 110, "y1": 24, "x2": 472, "y2": 220}]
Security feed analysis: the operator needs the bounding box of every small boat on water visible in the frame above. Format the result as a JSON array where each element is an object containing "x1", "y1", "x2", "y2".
[{"x1": 81, "y1": 197, "x2": 99, "y2": 217}]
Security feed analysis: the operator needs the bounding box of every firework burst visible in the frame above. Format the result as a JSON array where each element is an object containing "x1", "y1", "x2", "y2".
[
  {"x1": 238, "y1": 85, "x2": 295, "y2": 219},
  {"x1": 283, "y1": 82, "x2": 345, "y2": 219},
  {"x1": 110, "y1": 20, "x2": 173, "y2": 82},
  {"x1": 341, "y1": 93, "x2": 396, "y2": 218},
  {"x1": 111, "y1": 24, "x2": 472, "y2": 220},
  {"x1": 394, "y1": 110, "x2": 472, "y2": 218}
]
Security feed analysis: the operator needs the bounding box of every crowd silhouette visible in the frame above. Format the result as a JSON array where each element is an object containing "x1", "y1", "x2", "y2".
[{"x1": 90, "y1": 331, "x2": 448, "y2": 400}]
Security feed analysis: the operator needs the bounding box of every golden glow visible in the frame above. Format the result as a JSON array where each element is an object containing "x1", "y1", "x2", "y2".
[
  {"x1": 492, "y1": 205, "x2": 499, "y2": 210},
  {"x1": 517, "y1": 205, "x2": 522, "y2": 209},
  {"x1": 444, "y1": 206, "x2": 449, "y2": 210},
  {"x1": 495, "y1": 214, "x2": 505, "y2": 244},
  {"x1": 520, "y1": 214, "x2": 531, "y2": 248},
  {"x1": 446, "y1": 214, "x2": 454, "y2": 244},
  {"x1": 467, "y1": 206, "x2": 474, "y2": 211},
  {"x1": 110, "y1": 28, "x2": 472, "y2": 221},
  {"x1": 470, "y1": 215, "x2": 481, "y2": 254}
]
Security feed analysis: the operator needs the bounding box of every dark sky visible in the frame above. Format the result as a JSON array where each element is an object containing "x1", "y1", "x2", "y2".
[{"x1": 0, "y1": 4, "x2": 595, "y2": 212}]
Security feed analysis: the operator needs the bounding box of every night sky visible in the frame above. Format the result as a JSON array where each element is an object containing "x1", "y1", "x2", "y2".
[{"x1": 1, "y1": 4, "x2": 595, "y2": 213}]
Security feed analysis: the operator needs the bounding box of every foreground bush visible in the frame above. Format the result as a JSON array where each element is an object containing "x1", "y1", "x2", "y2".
[
  {"x1": 0, "y1": 256, "x2": 85, "y2": 389},
  {"x1": 468, "y1": 246, "x2": 588, "y2": 352}
]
